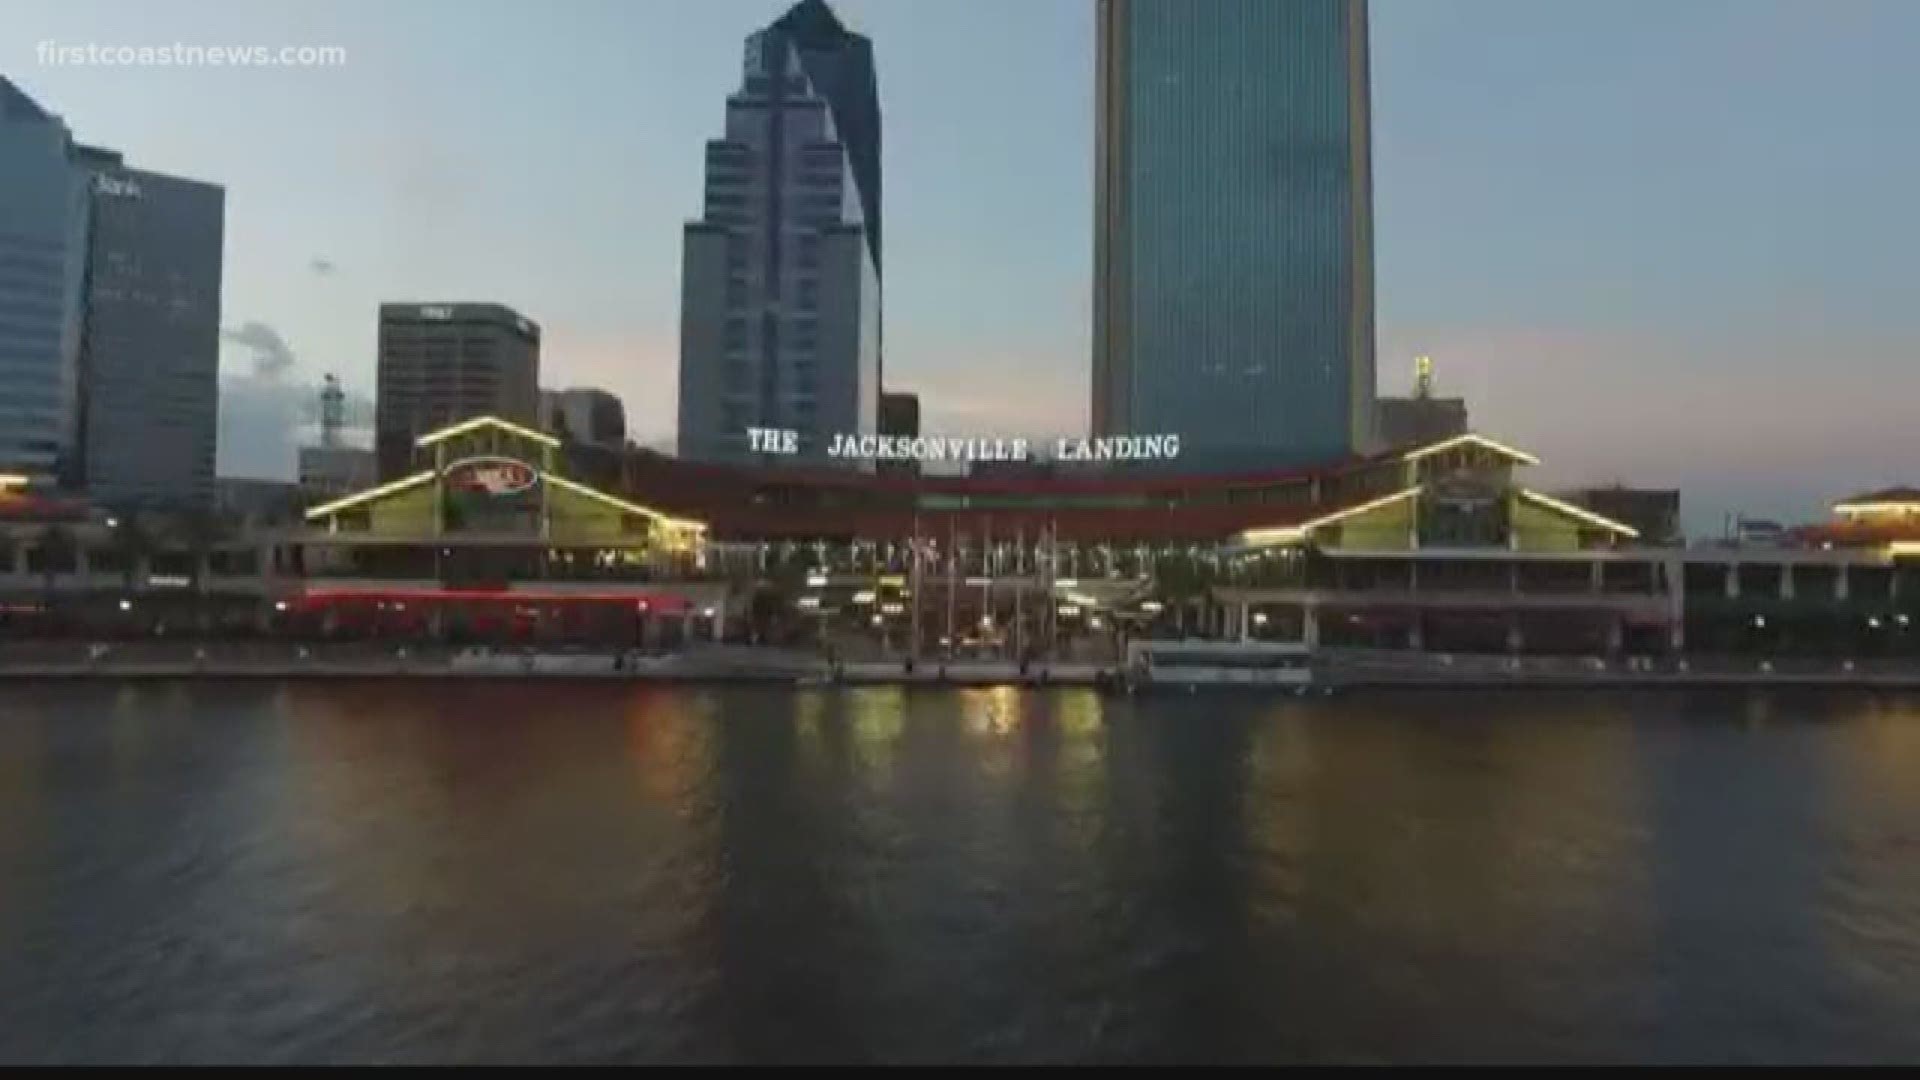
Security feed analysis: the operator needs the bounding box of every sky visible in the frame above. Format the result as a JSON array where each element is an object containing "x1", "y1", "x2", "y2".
[{"x1": 5, "y1": 0, "x2": 1919, "y2": 536}]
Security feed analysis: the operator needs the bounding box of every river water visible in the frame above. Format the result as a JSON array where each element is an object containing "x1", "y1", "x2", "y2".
[{"x1": 2, "y1": 682, "x2": 1919, "y2": 1064}]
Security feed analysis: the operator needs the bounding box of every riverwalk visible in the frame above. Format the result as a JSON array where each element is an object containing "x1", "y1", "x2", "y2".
[{"x1": 7, "y1": 641, "x2": 1920, "y2": 690}]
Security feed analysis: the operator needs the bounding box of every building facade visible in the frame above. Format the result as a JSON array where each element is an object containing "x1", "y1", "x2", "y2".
[
  {"x1": 0, "y1": 79, "x2": 90, "y2": 485},
  {"x1": 541, "y1": 388, "x2": 627, "y2": 449},
  {"x1": 375, "y1": 303, "x2": 540, "y2": 479},
  {"x1": 1564, "y1": 486, "x2": 1682, "y2": 547},
  {"x1": 298, "y1": 445, "x2": 377, "y2": 500},
  {"x1": 76, "y1": 153, "x2": 225, "y2": 511},
  {"x1": 677, "y1": 0, "x2": 882, "y2": 466},
  {"x1": 1093, "y1": 0, "x2": 1375, "y2": 468},
  {"x1": 1376, "y1": 356, "x2": 1469, "y2": 449}
]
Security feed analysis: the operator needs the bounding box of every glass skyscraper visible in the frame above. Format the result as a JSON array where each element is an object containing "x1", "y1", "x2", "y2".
[
  {"x1": 0, "y1": 78, "x2": 90, "y2": 485},
  {"x1": 677, "y1": 0, "x2": 882, "y2": 466},
  {"x1": 1093, "y1": 0, "x2": 1376, "y2": 468}
]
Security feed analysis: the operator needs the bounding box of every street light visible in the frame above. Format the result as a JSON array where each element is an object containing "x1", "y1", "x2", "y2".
[{"x1": 118, "y1": 599, "x2": 132, "y2": 612}]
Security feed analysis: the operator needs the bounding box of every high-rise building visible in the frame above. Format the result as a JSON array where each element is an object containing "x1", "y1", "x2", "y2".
[
  {"x1": 1376, "y1": 355, "x2": 1469, "y2": 449},
  {"x1": 677, "y1": 0, "x2": 882, "y2": 466},
  {"x1": 0, "y1": 78, "x2": 91, "y2": 485},
  {"x1": 375, "y1": 303, "x2": 540, "y2": 479},
  {"x1": 1093, "y1": 0, "x2": 1376, "y2": 468},
  {"x1": 541, "y1": 387, "x2": 627, "y2": 449},
  {"x1": 75, "y1": 149, "x2": 225, "y2": 510},
  {"x1": 878, "y1": 390, "x2": 918, "y2": 440}
]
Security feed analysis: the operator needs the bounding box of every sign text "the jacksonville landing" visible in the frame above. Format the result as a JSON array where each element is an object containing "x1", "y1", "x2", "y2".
[{"x1": 746, "y1": 427, "x2": 1181, "y2": 464}]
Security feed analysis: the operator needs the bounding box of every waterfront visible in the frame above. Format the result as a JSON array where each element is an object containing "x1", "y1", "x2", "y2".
[{"x1": 3, "y1": 685, "x2": 1920, "y2": 1063}]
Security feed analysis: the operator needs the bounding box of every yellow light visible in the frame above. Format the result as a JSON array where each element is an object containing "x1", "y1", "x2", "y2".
[
  {"x1": 879, "y1": 575, "x2": 907, "y2": 587},
  {"x1": 1888, "y1": 541, "x2": 1920, "y2": 557},
  {"x1": 0, "y1": 473, "x2": 28, "y2": 491},
  {"x1": 1836, "y1": 501, "x2": 1920, "y2": 517},
  {"x1": 1401, "y1": 432, "x2": 1541, "y2": 466},
  {"x1": 415, "y1": 415, "x2": 561, "y2": 449},
  {"x1": 543, "y1": 474, "x2": 707, "y2": 533},
  {"x1": 1517, "y1": 488, "x2": 1640, "y2": 538},
  {"x1": 1238, "y1": 486, "x2": 1422, "y2": 548},
  {"x1": 303, "y1": 470, "x2": 436, "y2": 520}
]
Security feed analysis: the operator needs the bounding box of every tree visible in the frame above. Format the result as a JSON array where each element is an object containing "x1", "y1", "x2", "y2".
[
  {"x1": 108, "y1": 515, "x2": 158, "y2": 592},
  {"x1": 178, "y1": 510, "x2": 229, "y2": 634},
  {"x1": 36, "y1": 523, "x2": 78, "y2": 626}
]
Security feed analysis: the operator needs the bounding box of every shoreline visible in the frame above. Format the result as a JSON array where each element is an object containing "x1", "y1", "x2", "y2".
[{"x1": 7, "y1": 659, "x2": 1920, "y2": 691}]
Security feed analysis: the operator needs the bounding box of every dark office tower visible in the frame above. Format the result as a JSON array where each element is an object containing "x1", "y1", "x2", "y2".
[
  {"x1": 1094, "y1": 0, "x2": 1376, "y2": 468},
  {"x1": 879, "y1": 390, "x2": 918, "y2": 440},
  {"x1": 877, "y1": 389, "x2": 919, "y2": 475},
  {"x1": 375, "y1": 303, "x2": 540, "y2": 479},
  {"x1": 677, "y1": 0, "x2": 882, "y2": 465},
  {"x1": 77, "y1": 149, "x2": 225, "y2": 510}
]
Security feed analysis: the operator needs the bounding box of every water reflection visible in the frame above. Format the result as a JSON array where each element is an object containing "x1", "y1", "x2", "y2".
[{"x1": 1, "y1": 684, "x2": 1919, "y2": 1063}]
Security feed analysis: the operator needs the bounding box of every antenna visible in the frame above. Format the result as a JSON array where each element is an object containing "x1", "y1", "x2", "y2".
[{"x1": 320, "y1": 374, "x2": 345, "y2": 449}]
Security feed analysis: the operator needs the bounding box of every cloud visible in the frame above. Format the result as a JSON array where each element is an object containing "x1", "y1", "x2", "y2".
[
  {"x1": 221, "y1": 320, "x2": 297, "y2": 380},
  {"x1": 310, "y1": 257, "x2": 336, "y2": 276}
]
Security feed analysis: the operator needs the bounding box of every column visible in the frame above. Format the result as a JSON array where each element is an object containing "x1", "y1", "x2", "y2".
[
  {"x1": 1590, "y1": 560, "x2": 1604, "y2": 593},
  {"x1": 1606, "y1": 617, "x2": 1624, "y2": 656},
  {"x1": 1725, "y1": 564, "x2": 1739, "y2": 599},
  {"x1": 1238, "y1": 601, "x2": 1251, "y2": 643},
  {"x1": 1836, "y1": 564, "x2": 1850, "y2": 602},
  {"x1": 712, "y1": 596, "x2": 726, "y2": 642},
  {"x1": 1505, "y1": 616, "x2": 1525, "y2": 655},
  {"x1": 9, "y1": 545, "x2": 24, "y2": 576},
  {"x1": 1780, "y1": 565, "x2": 1795, "y2": 600},
  {"x1": 1667, "y1": 556, "x2": 1686, "y2": 655},
  {"x1": 1303, "y1": 606, "x2": 1321, "y2": 650},
  {"x1": 1408, "y1": 616, "x2": 1425, "y2": 652}
]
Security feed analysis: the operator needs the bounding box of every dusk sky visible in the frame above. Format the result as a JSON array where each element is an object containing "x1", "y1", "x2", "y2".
[{"x1": 7, "y1": 0, "x2": 1919, "y2": 534}]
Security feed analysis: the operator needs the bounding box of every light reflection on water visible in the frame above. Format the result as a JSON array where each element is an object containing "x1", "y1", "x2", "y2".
[{"x1": 0, "y1": 683, "x2": 1918, "y2": 1064}]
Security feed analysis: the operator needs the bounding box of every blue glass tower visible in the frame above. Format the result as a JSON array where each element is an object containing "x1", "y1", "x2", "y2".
[{"x1": 1093, "y1": 0, "x2": 1376, "y2": 468}]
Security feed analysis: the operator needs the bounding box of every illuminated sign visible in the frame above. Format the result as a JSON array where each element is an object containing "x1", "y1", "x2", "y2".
[
  {"x1": 746, "y1": 428, "x2": 1181, "y2": 464},
  {"x1": 419, "y1": 305, "x2": 453, "y2": 320},
  {"x1": 444, "y1": 456, "x2": 539, "y2": 496}
]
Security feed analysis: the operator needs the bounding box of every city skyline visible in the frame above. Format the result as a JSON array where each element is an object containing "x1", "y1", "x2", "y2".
[{"x1": 7, "y1": 0, "x2": 1920, "y2": 533}]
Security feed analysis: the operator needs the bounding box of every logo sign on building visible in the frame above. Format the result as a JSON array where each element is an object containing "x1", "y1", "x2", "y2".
[
  {"x1": 419, "y1": 305, "x2": 454, "y2": 320},
  {"x1": 445, "y1": 456, "x2": 539, "y2": 496},
  {"x1": 746, "y1": 427, "x2": 1182, "y2": 465},
  {"x1": 94, "y1": 175, "x2": 143, "y2": 198}
]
